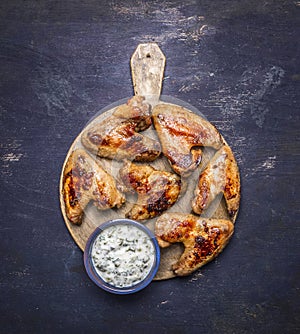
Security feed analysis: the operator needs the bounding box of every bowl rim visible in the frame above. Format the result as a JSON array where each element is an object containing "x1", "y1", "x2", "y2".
[{"x1": 83, "y1": 218, "x2": 160, "y2": 294}]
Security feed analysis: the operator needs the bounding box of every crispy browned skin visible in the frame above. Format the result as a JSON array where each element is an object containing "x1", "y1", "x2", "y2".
[
  {"x1": 152, "y1": 104, "x2": 222, "y2": 176},
  {"x1": 63, "y1": 149, "x2": 125, "y2": 225},
  {"x1": 155, "y1": 213, "x2": 234, "y2": 276},
  {"x1": 81, "y1": 96, "x2": 161, "y2": 162},
  {"x1": 192, "y1": 145, "x2": 240, "y2": 218},
  {"x1": 119, "y1": 160, "x2": 181, "y2": 221}
]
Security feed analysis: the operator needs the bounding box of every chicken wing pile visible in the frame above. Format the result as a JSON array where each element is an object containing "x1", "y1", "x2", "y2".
[{"x1": 62, "y1": 96, "x2": 240, "y2": 277}]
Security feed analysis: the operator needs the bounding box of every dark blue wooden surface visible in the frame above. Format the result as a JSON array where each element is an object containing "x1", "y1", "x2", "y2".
[{"x1": 1, "y1": 1, "x2": 299, "y2": 333}]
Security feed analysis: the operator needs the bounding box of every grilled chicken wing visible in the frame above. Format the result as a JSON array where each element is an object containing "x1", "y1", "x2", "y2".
[
  {"x1": 192, "y1": 145, "x2": 240, "y2": 218},
  {"x1": 155, "y1": 213, "x2": 234, "y2": 276},
  {"x1": 152, "y1": 104, "x2": 222, "y2": 176},
  {"x1": 81, "y1": 96, "x2": 161, "y2": 162},
  {"x1": 119, "y1": 160, "x2": 181, "y2": 221},
  {"x1": 63, "y1": 149, "x2": 125, "y2": 225}
]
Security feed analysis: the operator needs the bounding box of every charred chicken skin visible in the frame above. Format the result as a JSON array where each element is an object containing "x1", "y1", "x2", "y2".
[
  {"x1": 155, "y1": 213, "x2": 234, "y2": 276},
  {"x1": 152, "y1": 104, "x2": 222, "y2": 176},
  {"x1": 63, "y1": 149, "x2": 125, "y2": 225},
  {"x1": 192, "y1": 145, "x2": 240, "y2": 218},
  {"x1": 119, "y1": 160, "x2": 181, "y2": 221},
  {"x1": 81, "y1": 96, "x2": 161, "y2": 162}
]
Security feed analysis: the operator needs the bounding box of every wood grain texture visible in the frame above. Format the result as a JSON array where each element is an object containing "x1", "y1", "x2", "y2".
[
  {"x1": 0, "y1": 0, "x2": 299, "y2": 333},
  {"x1": 131, "y1": 43, "x2": 165, "y2": 99}
]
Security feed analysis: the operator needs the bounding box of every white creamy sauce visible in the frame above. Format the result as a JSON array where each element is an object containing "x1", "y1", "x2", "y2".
[{"x1": 91, "y1": 224, "x2": 155, "y2": 288}]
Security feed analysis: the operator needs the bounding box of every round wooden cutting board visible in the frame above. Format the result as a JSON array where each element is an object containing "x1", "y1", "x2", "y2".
[{"x1": 59, "y1": 43, "x2": 240, "y2": 280}]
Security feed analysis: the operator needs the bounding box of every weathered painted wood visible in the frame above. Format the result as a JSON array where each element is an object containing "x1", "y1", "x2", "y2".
[{"x1": 0, "y1": 0, "x2": 299, "y2": 333}]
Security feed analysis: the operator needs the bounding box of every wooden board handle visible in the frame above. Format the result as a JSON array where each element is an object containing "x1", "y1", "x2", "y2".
[{"x1": 131, "y1": 43, "x2": 166, "y2": 101}]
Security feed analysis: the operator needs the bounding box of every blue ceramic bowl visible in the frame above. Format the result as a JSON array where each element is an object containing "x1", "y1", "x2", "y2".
[{"x1": 84, "y1": 219, "x2": 160, "y2": 294}]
